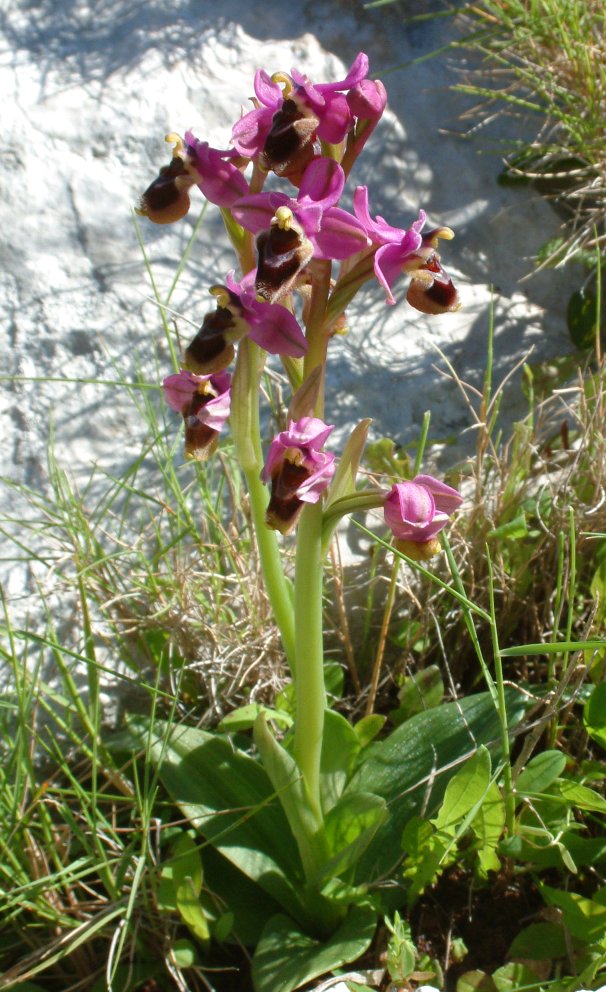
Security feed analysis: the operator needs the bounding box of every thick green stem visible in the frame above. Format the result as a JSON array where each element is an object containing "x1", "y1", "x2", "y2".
[{"x1": 293, "y1": 500, "x2": 326, "y2": 821}]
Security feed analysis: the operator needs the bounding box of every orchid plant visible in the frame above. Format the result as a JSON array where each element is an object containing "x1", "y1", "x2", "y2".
[{"x1": 131, "y1": 52, "x2": 518, "y2": 992}]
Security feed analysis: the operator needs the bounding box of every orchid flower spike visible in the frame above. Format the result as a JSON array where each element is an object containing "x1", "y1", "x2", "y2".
[
  {"x1": 384, "y1": 474, "x2": 463, "y2": 560},
  {"x1": 261, "y1": 417, "x2": 336, "y2": 534},
  {"x1": 163, "y1": 369, "x2": 231, "y2": 460}
]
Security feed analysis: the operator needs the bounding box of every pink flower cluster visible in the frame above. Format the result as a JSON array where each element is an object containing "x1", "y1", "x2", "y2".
[{"x1": 139, "y1": 54, "x2": 462, "y2": 543}]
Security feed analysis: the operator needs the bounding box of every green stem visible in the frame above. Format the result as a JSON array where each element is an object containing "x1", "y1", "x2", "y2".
[
  {"x1": 245, "y1": 466, "x2": 296, "y2": 673},
  {"x1": 293, "y1": 501, "x2": 326, "y2": 820},
  {"x1": 231, "y1": 339, "x2": 296, "y2": 673},
  {"x1": 303, "y1": 260, "x2": 332, "y2": 414}
]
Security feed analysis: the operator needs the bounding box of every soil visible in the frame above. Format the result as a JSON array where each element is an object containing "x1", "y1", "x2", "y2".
[{"x1": 410, "y1": 865, "x2": 545, "y2": 990}]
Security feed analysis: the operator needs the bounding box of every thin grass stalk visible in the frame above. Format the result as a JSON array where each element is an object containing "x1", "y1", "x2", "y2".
[{"x1": 485, "y1": 545, "x2": 515, "y2": 835}]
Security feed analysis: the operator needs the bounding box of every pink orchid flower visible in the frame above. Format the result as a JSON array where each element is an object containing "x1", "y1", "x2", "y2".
[
  {"x1": 261, "y1": 417, "x2": 336, "y2": 533},
  {"x1": 384, "y1": 475, "x2": 463, "y2": 559},
  {"x1": 231, "y1": 53, "x2": 370, "y2": 158},
  {"x1": 137, "y1": 133, "x2": 248, "y2": 224},
  {"x1": 224, "y1": 271, "x2": 308, "y2": 355},
  {"x1": 353, "y1": 187, "x2": 459, "y2": 311},
  {"x1": 233, "y1": 157, "x2": 370, "y2": 260},
  {"x1": 163, "y1": 369, "x2": 231, "y2": 461}
]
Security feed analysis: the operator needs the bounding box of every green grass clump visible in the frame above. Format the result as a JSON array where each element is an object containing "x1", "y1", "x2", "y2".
[{"x1": 454, "y1": 0, "x2": 606, "y2": 264}]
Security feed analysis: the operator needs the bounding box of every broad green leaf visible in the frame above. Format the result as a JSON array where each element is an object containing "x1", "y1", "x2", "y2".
[
  {"x1": 492, "y1": 961, "x2": 543, "y2": 992},
  {"x1": 319, "y1": 792, "x2": 388, "y2": 883},
  {"x1": 353, "y1": 713, "x2": 386, "y2": 748},
  {"x1": 201, "y1": 845, "x2": 282, "y2": 945},
  {"x1": 470, "y1": 780, "x2": 505, "y2": 875},
  {"x1": 516, "y1": 750, "x2": 566, "y2": 798},
  {"x1": 557, "y1": 779, "x2": 606, "y2": 813},
  {"x1": 177, "y1": 875, "x2": 209, "y2": 943},
  {"x1": 120, "y1": 718, "x2": 306, "y2": 924},
  {"x1": 508, "y1": 921, "x2": 567, "y2": 960},
  {"x1": 390, "y1": 665, "x2": 444, "y2": 725},
  {"x1": 219, "y1": 703, "x2": 293, "y2": 733},
  {"x1": 321, "y1": 710, "x2": 361, "y2": 810},
  {"x1": 253, "y1": 714, "x2": 324, "y2": 879},
  {"x1": 251, "y1": 906, "x2": 377, "y2": 992},
  {"x1": 347, "y1": 690, "x2": 527, "y2": 890},
  {"x1": 433, "y1": 746, "x2": 491, "y2": 832},
  {"x1": 584, "y1": 682, "x2": 606, "y2": 750},
  {"x1": 540, "y1": 884, "x2": 606, "y2": 944}
]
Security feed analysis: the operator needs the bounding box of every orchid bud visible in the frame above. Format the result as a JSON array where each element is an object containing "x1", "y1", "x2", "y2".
[{"x1": 384, "y1": 475, "x2": 462, "y2": 559}]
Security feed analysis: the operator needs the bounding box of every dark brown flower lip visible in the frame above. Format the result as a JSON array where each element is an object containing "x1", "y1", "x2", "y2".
[{"x1": 255, "y1": 222, "x2": 314, "y2": 303}]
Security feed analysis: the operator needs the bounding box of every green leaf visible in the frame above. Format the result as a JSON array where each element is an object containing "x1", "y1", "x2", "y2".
[
  {"x1": 390, "y1": 665, "x2": 444, "y2": 725},
  {"x1": 540, "y1": 884, "x2": 606, "y2": 944},
  {"x1": 120, "y1": 718, "x2": 306, "y2": 924},
  {"x1": 470, "y1": 780, "x2": 505, "y2": 876},
  {"x1": 584, "y1": 682, "x2": 606, "y2": 750},
  {"x1": 170, "y1": 832, "x2": 209, "y2": 942},
  {"x1": 201, "y1": 845, "x2": 282, "y2": 945},
  {"x1": 219, "y1": 703, "x2": 293, "y2": 733},
  {"x1": 516, "y1": 750, "x2": 567, "y2": 797},
  {"x1": 251, "y1": 906, "x2": 377, "y2": 992},
  {"x1": 457, "y1": 970, "x2": 498, "y2": 992},
  {"x1": 171, "y1": 937, "x2": 199, "y2": 968},
  {"x1": 487, "y1": 512, "x2": 528, "y2": 541},
  {"x1": 320, "y1": 710, "x2": 362, "y2": 810},
  {"x1": 557, "y1": 779, "x2": 606, "y2": 813},
  {"x1": 492, "y1": 961, "x2": 543, "y2": 991},
  {"x1": 319, "y1": 792, "x2": 388, "y2": 882},
  {"x1": 508, "y1": 921, "x2": 567, "y2": 960},
  {"x1": 325, "y1": 419, "x2": 372, "y2": 507},
  {"x1": 347, "y1": 690, "x2": 527, "y2": 891},
  {"x1": 433, "y1": 746, "x2": 492, "y2": 833},
  {"x1": 401, "y1": 816, "x2": 447, "y2": 903},
  {"x1": 353, "y1": 713, "x2": 386, "y2": 748},
  {"x1": 253, "y1": 714, "x2": 324, "y2": 879}
]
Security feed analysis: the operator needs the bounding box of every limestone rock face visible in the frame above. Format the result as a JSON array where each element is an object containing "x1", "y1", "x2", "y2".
[{"x1": 1, "y1": 0, "x2": 575, "y2": 602}]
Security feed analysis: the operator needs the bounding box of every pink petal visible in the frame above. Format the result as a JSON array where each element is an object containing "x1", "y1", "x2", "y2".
[
  {"x1": 254, "y1": 68, "x2": 283, "y2": 108},
  {"x1": 202, "y1": 388, "x2": 231, "y2": 431},
  {"x1": 298, "y1": 158, "x2": 344, "y2": 209},
  {"x1": 162, "y1": 370, "x2": 201, "y2": 412},
  {"x1": 310, "y1": 207, "x2": 370, "y2": 260},
  {"x1": 413, "y1": 475, "x2": 463, "y2": 515},
  {"x1": 247, "y1": 302, "x2": 308, "y2": 357},
  {"x1": 316, "y1": 93, "x2": 352, "y2": 143},
  {"x1": 231, "y1": 107, "x2": 274, "y2": 157},
  {"x1": 231, "y1": 192, "x2": 289, "y2": 233}
]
